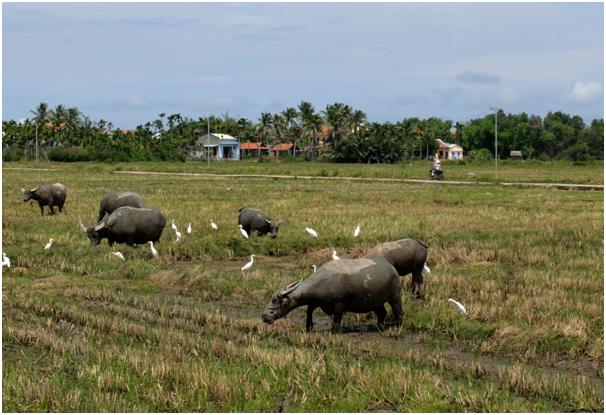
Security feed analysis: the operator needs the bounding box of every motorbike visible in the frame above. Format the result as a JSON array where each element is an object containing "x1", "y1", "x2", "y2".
[{"x1": 429, "y1": 163, "x2": 443, "y2": 180}]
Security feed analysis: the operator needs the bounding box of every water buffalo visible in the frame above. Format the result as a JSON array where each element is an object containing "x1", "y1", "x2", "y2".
[
  {"x1": 262, "y1": 255, "x2": 403, "y2": 332},
  {"x1": 369, "y1": 238, "x2": 428, "y2": 298},
  {"x1": 22, "y1": 183, "x2": 67, "y2": 216},
  {"x1": 81, "y1": 206, "x2": 166, "y2": 247},
  {"x1": 238, "y1": 207, "x2": 283, "y2": 238},
  {"x1": 98, "y1": 191, "x2": 146, "y2": 221}
]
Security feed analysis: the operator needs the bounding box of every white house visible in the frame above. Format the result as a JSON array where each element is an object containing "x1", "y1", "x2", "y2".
[
  {"x1": 191, "y1": 133, "x2": 240, "y2": 160},
  {"x1": 436, "y1": 139, "x2": 464, "y2": 160}
]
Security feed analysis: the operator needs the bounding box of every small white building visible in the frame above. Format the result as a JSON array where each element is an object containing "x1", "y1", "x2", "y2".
[
  {"x1": 436, "y1": 139, "x2": 464, "y2": 160},
  {"x1": 191, "y1": 133, "x2": 240, "y2": 160}
]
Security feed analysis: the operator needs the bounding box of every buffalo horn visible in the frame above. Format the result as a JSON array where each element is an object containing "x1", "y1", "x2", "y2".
[{"x1": 279, "y1": 279, "x2": 302, "y2": 297}]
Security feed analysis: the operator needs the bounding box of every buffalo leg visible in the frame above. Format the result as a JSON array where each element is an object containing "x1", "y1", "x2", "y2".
[
  {"x1": 48, "y1": 205, "x2": 55, "y2": 215},
  {"x1": 331, "y1": 304, "x2": 344, "y2": 333},
  {"x1": 58, "y1": 204, "x2": 64, "y2": 213},
  {"x1": 411, "y1": 271, "x2": 424, "y2": 299},
  {"x1": 389, "y1": 297, "x2": 403, "y2": 327},
  {"x1": 306, "y1": 305, "x2": 317, "y2": 332},
  {"x1": 375, "y1": 305, "x2": 387, "y2": 329},
  {"x1": 38, "y1": 202, "x2": 44, "y2": 216}
]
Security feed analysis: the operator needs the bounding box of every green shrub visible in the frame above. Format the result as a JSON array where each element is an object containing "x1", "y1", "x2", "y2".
[
  {"x1": 467, "y1": 148, "x2": 492, "y2": 161},
  {"x1": 2, "y1": 148, "x2": 23, "y2": 162},
  {"x1": 48, "y1": 147, "x2": 93, "y2": 162}
]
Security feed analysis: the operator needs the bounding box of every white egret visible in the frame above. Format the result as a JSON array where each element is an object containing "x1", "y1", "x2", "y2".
[
  {"x1": 112, "y1": 252, "x2": 126, "y2": 261},
  {"x1": 210, "y1": 220, "x2": 218, "y2": 230},
  {"x1": 332, "y1": 250, "x2": 340, "y2": 261},
  {"x1": 241, "y1": 254, "x2": 255, "y2": 271},
  {"x1": 187, "y1": 223, "x2": 192, "y2": 234},
  {"x1": 2, "y1": 252, "x2": 10, "y2": 268},
  {"x1": 44, "y1": 238, "x2": 54, "y2": 250},
  {"x1": 353, "y1": 224, "x2": 361, "y2": 238},
  {"x1": 171, "y1": 219, "x2": 177, "y2": 231},
  {"x1": 312, "y1": 264, "x2": 317, "y2": 273},
  {"x1": 423, "y1": 263, "x2": 431, "y2": 274},
  {"x1": 175, "y1": 230, "x2": 182, "y2": 243},
  {"x1": 448, "y1": 298, "x2": 467, "y2": 316},
  {"x1": 305, "y1": 227, "x2": 318, "y2": 238},
  {"x1": 239, "y1": 225, "x2": 249, "y2": 239},
  {"x1": 149, "y1": 241, "x2": 159, "y2": 258}
]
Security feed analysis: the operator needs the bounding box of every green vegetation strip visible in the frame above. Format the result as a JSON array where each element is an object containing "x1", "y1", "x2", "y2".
[{"x1": 113, "y1": 169, "x2": 604, "y2": 190}]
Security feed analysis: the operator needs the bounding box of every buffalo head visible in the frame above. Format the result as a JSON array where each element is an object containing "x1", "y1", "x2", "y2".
[
  {"x1": 262, "y1": 279, "x2": 301, "y2": 324},
  {"x1": 265, "y1": 218, "x2": 284, "y2": 239},
  {"x1": 22, "y1": 186, "x2": 39, "y2": 202},
  {"x1": 80, "y1": 215, "x2": 108, "y2": 245}
]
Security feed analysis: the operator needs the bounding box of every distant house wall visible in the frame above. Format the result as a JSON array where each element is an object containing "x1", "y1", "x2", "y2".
[
  {"x1": 436, "y1": 139, "x2": 464, "y2": 160},
  {"x1": 191, "y1": 133, "x2": 240, "y2": 160}
]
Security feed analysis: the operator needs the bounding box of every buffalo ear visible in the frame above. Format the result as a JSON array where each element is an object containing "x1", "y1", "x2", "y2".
[{"x1": 21, "y1": 188, "x2": 25, "y2": 193}]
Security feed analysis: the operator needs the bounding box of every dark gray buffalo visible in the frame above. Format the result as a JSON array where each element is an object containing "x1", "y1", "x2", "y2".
[
  {"x1": 238, "y1": 207, "x2": 283, "y2": 238},
  {"x1": 369, "y1": 238, "x2": 428, "y2": 298},
  {"x1": 22, "y1": 183, "x2": 67, "y2": 216},
  {"x1": 262, "y1": 255, "x2": 402, "y2": 332},
  {"x1": 98, "y1": 191, "x2": 146, "y2": 221},
  {"x1": 81, "y1": 206, "x2": 166, "y2": 247}
]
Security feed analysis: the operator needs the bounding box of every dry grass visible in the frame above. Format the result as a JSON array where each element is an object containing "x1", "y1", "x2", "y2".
[{"x1": 2, "y1": 161, "x2": 603, "y2": 411}]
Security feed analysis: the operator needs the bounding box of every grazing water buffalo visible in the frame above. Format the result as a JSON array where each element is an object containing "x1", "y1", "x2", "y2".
[
  {"x1": 82, "y1": 206, "x2": 166, "y2": 247},
  {"x1": 369, "y1": 238, "x2": 428, "y2": 298},
  {"x1": 238, "y1": 207, "x2": 283, "y2": 238},
  {"x1": 22, "y1": 183, "x2": 67, "y2": 216},
  {"x1": 98, "y1": 191, "x2": 146, "y2": 221},
  {"x1": 262, "y1": 255, "x2": 403, "y2": 332}
]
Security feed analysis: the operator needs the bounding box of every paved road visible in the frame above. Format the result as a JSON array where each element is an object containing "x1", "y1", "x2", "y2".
[{"x1": 112, "y1": 170, "x2": 604, "y2": 191}]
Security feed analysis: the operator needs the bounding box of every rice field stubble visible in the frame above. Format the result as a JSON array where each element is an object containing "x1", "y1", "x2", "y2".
[{"x1": 2, "y1": 162, "x2": 603, "y2": 411}]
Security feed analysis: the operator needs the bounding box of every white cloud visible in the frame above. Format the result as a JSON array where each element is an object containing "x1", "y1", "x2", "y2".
[{"x1": 570, "y1": 80, "x2": 602, "y2": 103}]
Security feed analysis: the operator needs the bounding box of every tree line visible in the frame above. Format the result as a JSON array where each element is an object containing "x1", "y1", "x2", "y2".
[{"x1": 2, "y1": 101, "x2": 603, "y2": 162}]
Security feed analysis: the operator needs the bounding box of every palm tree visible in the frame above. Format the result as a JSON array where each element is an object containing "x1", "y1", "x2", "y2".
[
  {"x1": 65, "y1": 107, "x2": 82, "y2": 132},
  {"x1": 272, "y1": 114, "x2": 286, "y2": 144},
  {"x1": 257, "y1": 113, "x2": 273, "y2": 155},
  {"x1": 281, "y1": 106, "x2": 298, "y2": 153},
  {"x1": 323, "y1": 103, "x2": 353, "y2": 145},
  {"x1": 48, "y1": 105, "x2": 67, "y2": 130},
  {"x1": 30, "y1": 102, "x2": 50, "y2": 125},
  {"x1": 351, "y1": 109, "x2": 367, "y2": 135},
  {"x1": 298, "y1": 101, "x2": 319, "y2": 159}
]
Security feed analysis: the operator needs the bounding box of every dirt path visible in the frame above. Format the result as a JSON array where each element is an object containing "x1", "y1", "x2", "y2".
[{"x1": 112, "y1": 170, "x2": 604, "y2": 191}]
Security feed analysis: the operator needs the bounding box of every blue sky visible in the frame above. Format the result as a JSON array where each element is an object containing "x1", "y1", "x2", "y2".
[{"x1": 3, "y1": 2, "x2": 604, "y2": 128}]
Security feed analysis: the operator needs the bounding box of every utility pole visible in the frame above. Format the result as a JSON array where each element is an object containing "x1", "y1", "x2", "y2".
[
  {"x1": 35, "y1": 121, "x2": 39, "y2": 163},
  {"x1": 207, "y1": 116, "x2": 210, "y2": 168},
  {"x1": 490, "y1": 107, "x2": 499, "y2": 178}
]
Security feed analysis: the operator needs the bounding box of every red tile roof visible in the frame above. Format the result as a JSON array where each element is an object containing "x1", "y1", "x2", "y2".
[
  {"x1": 241, "y1": 142, "x2": 269, "y2": 150},
  {"x1": 271, "y1": 143, "x2": 294, "y2": 151}
]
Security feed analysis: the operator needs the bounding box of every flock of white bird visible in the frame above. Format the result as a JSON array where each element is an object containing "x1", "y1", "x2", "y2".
[{"x1": 2, "y1": 217, "x2": 467, "y2": 317}]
